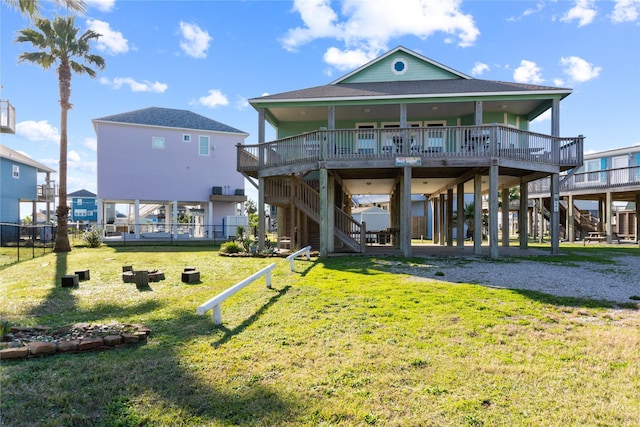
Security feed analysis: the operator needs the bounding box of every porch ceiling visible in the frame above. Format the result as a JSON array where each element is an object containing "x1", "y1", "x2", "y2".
[
  {"x1": 267, "y1": 99, "x2": 549, "y2": 124},
  {"x1": 339, "y1": 167, "x2": 532, "y2": 197}
]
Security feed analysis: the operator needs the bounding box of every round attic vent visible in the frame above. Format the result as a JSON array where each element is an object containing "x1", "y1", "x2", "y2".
[{"x1": 392, "y1": 58, "x2": 407, "y2": 75}]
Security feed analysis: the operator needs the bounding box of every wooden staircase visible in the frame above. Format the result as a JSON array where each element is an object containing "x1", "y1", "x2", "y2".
[{"x1": 265, "y1": 176, "x2": 364, "y2": 252}]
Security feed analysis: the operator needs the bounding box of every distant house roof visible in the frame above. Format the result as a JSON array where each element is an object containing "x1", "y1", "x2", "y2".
[
  {"x1": 69, "y1": 189, "x2": 97, "y2": 198},
  {"x1": 93, "y1": 107, "x2": 248, "y2": 135},
  {"x1": 0, "y1": 144, "x2": 55, "y2": 173}
]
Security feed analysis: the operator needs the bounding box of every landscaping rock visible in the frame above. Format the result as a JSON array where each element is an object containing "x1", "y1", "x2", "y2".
[
  {"x1": 79, "y1": 337, "x2": 104, "y2": 351},
  {"x1": 28, "y1": 341, "x2": 57, "y2": 356},
  {"x1": 0, "y1": 347, "x2": 29, "y2": 360},
  {"x1": 103, "y1": 335, "x2": 123, "y2": 346},
  {"x1": 57, "y1": 340, "x2": 79, "y2": 352}
]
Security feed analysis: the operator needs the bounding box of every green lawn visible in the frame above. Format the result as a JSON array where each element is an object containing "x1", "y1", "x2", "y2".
[{"x1": 1, "y1": 245, "x2": 638, "y2": 426}]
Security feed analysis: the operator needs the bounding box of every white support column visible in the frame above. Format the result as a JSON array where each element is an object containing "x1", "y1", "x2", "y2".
[
  {"x1": 172, "y1": 201, "x2": 178, "y2": 238},
  {"x1": 489, "y1": 165, "x2": 499, "y2": 259},
  {"x1": 457, "y1": 182, "x2": 465, "y2": 249},
  {"x1": 636, "y1": 192, "x2": 640, "y2": 245},
  {"x1": 567, "y1": 194, "x2": 574, "y2": 242},
  {"x1": 207, "y1": 201, "x2": 214, "y2": 240},
  {"x1": 606, "y1": 191, "x2": 613, "y2": 244},
  {"x1": 134, "y1": 199, "x2": 140, "y2": 239},
  {"x1": 473, "y1": 173, "x2": 482, "y2": 255},
  {"x1": 97, "y1": 199, "x2": 104, "y2": 229},
  {"x1": 400, "y1": 103, "x2": 407, "y2": 128}
]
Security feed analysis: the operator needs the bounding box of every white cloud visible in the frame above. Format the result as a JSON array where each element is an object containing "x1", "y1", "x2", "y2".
[
  {"x1": 560, "y1": 56, "x2": 601, "y2": 82},
  {"x1": 16, "y1": 120, "x2": 60, "y2": 143},
  {"x1": 86, "y1": 19, "x2": 129, "y2": 55},
  {"x1": 83, "y1": 137, "x2": 97, "y2": 151},
  {"x1": 323, "y1": 47, "x2": 377, "y2": 71},
  {"x1": 235, "y1": 96, "x2": 249, "y2": 110},
  {"x1": 561, "y1": 0, "x2": 597, "y2": 27},
  {"x1": 532, "y1": 110, "x2": 551, "y2": 123},
  {"x1": 553, "y1": 78, "x2": 565, "y2": 86},
  {"x1": 282, "y1": 0, "x2": 480, "y2": 70},
  {"x1": 611, "y1": 0, "x2": 640, "y2": 22},
  {"x1": 197, "y1": 89, "x2": 229, "y2": 108},
  {"x1": 179, "y1": 22, "x2": 212, "y2": 59},
  {"x1": 513, "y1": 60, "x2": 544, "y2": 84},
  {"x1": 471, "y1": 62, "x2": 489, "y2": 76},
  {"x1": 85, "y1": 0, "x2": 116, "y2": 13},
  {"x1": 100, "y1": 77, "x2": 168, "y2": 93},
  {"x1": 68, "y1": 150, "x2": 81, "y2": 162}
]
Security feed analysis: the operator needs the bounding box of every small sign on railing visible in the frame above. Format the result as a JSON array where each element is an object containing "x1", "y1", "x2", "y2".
[{"x1": 395, "y1": 156, "x2": 421, "y2": 166}]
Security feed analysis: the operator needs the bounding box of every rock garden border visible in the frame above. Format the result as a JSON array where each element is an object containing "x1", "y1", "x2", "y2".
[{"x1": 0, "y1": 322, "x2": 150, "y2": 361}]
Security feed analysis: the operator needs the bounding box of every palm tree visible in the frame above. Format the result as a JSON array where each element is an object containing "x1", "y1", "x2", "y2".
[
  {"x1": 16, "y1": 16, "x2": 105, "y2": 252},
  {"x1": 4, "y1": 0, "x2": 86, "y2": 17}
]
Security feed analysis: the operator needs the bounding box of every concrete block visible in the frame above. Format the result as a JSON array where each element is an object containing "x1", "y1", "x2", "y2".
[
  {"x1": 61, "y1": 275, "x2": 79, "y2": 287},
  {"x1": 181, "y1": 271, "x2": 200, "y2": 283}
]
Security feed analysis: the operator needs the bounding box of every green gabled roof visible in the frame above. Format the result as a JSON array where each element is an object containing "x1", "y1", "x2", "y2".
[
  {"x1": 331, "y1": 46, "x2": 471, "y2": 84},
  {"x1": 250, "y1": 46, "x2": 571, "y2": 106}
]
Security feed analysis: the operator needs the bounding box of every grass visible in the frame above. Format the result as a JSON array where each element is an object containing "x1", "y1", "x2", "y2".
[{"x1": 1, "y1": 244, "x2": 639, "y2": 426}]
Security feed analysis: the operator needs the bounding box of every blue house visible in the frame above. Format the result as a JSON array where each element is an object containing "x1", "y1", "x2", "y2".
[
  {"x1": 69, "y1": 189, "x2": 98, "y2": 225},
  {"x1": 1, "y1": 144, "x2": 56, "y2": 243}
]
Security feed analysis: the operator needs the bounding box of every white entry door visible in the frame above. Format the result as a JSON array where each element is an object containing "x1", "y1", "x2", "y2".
[{"x1": 612, "y1": 155, "x2": 629, "y2": 184}]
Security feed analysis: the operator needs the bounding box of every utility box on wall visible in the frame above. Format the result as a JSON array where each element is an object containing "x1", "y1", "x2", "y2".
[{"x1": 223, "y1": 215, "x2": 248, "y2": 239}]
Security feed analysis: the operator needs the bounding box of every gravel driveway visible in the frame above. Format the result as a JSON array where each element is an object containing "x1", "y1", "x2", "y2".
[{"x1": 382, "y1": 254, "x2": 640, "y2": 304}]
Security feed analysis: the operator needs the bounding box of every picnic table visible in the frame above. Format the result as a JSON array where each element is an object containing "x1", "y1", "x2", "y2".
[{"x1": 583, "y1": 231, "x2": 621, "y2": 245}]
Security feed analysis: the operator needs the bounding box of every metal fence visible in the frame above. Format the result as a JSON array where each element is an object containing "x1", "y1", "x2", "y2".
[{"x1": 0, "y1": 223, "x2": 57, "y2": 266}]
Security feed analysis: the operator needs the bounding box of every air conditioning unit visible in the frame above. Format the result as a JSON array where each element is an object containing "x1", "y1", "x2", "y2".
[{"x1": 212, "y1": 186, "x2": 223, "y2": 195}]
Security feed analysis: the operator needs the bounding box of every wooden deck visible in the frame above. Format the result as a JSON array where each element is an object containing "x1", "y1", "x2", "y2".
[{"x1": 238, "y1": 125, "x2": 583, "y2": 177}]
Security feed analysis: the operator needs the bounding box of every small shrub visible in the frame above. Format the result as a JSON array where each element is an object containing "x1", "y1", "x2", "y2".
[
  {"x1": 1, "y1": 320, "x2": 10, "y2": 340},
  {"x1": 220, "y1": 241, "x2": 243, "y2": 254},
  {"x1": 82, "y1": 226, "x2": 103, "y2": 248},
  {"x1": 435, "y1": 271, "x2": 445, "y2": 277}
]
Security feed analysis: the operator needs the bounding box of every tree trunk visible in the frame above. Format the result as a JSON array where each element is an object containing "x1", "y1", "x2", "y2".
[{"x1": 54, "y1": 62, "x2": 72, "y2": 252}]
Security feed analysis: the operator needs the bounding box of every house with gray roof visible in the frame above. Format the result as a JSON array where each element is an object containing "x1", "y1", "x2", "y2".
[
  {"x1": 239, "y1": 46, "x2": 585, "y2": 257},
  {"x1": 1, "y1": 144, "x2": 56, "y2": 243},
  {"x1": 93, "y1": 107, "x2": 248, "y2": 240}
]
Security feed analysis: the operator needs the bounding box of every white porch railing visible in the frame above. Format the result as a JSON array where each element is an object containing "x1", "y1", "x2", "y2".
[
  {"x1": 238, "y1": 125, "x2": 584, "y2": 172},
  {"x1": 196, "y1": 263, "x2": 276, "y2": 325},
  {"x1": 285, "y1": 245, "x2": 311, "y2": 271}
]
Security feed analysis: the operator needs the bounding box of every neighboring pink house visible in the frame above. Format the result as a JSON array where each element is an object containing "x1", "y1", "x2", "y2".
[{"x1": 93, "y1": 107, "x2": 248, "y2": 240}]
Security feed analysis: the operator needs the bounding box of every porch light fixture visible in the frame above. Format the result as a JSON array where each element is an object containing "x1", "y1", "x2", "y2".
[
  {"x1": 431, "y1": 106, "x2": 438, "y2": 111},
  {"x1": 500, "y1": 104, "x2": 508, "y2": 109},
  {"x1": 300, "y1": 111, "x2": 306, "y2": 115},
  {"x1": 364, "y1": 108, "x2": 371, "y2": 113}
]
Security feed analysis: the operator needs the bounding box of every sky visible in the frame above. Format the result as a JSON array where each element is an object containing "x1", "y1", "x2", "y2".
[{"x1": 1, "y1": 0, "x2": 639, "y2": 202}]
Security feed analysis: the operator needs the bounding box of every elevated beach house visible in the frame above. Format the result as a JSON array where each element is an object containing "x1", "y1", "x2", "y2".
[
  {"x1": 239, "y1": 46, "x2": 584, "y2": 258},
  {"x1": 94, "y1": 107, "x2": 248, "y2": 240}
]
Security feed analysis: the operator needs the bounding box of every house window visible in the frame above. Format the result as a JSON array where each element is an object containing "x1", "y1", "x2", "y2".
[
  {"x1": 12, "y1": 165, "x2": 19, "y2": 179},
  {"x1": 183, "y1": 134, "x2": 191, "y2": 142},
  {"x1": 391, "y1": 58, "x2": 407, "y2": 75},
  {"x1": 199, "y1": 136, "x2": 210, "y2": 156},
  {"x1": 152, "y1": 137, "x2": 165, "y2": 149},
  {"x1": 424, "y1": 121, "x2": 447, "y2": 153},
  {"x1": 75, "y1": 209, "x2": 87, "y2": 217},
  {"x1": 356, "y1": 123, "x2": 376, "y2": 154},
  {"x1": 77, "y1": 199, "x2": 82, "y2": 205}
]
